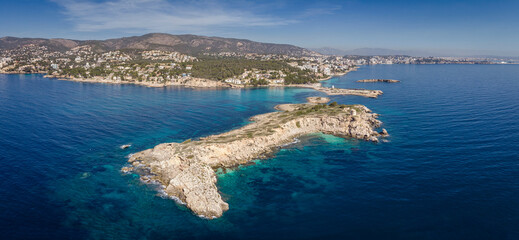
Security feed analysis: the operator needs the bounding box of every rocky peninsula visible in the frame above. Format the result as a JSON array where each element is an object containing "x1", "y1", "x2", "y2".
[
  {"x1": 356, "y1": 79, "x2": 400, "y2": 83},
  {"x1": 124, "y1": 97, "x2": 387, "y2": 218},
  {"x1": 312, "y1": 85, "x2": 383, "y2": 98}
]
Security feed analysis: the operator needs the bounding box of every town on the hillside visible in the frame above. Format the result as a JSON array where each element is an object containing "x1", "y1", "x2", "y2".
[{"x1": 0, "y1": 43, "x2": 502, "y2": 87}]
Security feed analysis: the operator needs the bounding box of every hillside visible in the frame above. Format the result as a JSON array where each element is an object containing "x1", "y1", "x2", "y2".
[{"x1": 0, "y1": 33, "x2": 316, "y2": 56}]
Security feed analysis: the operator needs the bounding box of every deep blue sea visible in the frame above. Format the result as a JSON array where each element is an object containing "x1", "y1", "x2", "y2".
[{"x1": 1, "y1": 64, "x2": 518, "y2": 240}]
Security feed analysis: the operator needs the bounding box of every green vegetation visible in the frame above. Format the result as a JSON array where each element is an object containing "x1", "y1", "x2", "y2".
[
  {"x1": 2, "y1": 45, "x2": 331, "y2": 86},
  {"x1": 191, "y1": 59, "x2": 288, "y2": 81},
  {"x1": 89, "y1": 67, "x2": 109, "y2": 77},
  {"x1": 248, "y1": 78, "x2": 269, "y2": 86},
  {"x1": 283, "y1": 70, "x2": 318, "y2": 84},
  {"x1": 189, "y1": 58, "x2": 319, "y2": 83},
  {"x1": 61, "y1": 67, "x2": 87, "y2": 77}
]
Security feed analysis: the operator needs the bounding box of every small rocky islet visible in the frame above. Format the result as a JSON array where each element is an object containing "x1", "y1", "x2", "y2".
[
  {"x1": 123, "y1": 97, "x2": 388, "y2": 218},
  {"x1": 356, "y1": 79, "x2": 400, "y2": 83}
]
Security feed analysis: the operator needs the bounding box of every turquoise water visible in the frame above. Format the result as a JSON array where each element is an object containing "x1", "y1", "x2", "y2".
[{"x1": 1, "y1": 64, "x2": 518, "y2": 239}]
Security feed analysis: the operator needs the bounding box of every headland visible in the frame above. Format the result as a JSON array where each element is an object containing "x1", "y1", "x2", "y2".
[{"x1": 43, "y1": 74, "x2": 384, "y2": 98}]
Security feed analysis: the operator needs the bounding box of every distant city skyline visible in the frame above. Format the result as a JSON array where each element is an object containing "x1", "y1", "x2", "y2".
[{"x1": 1, "y1": 0, "x2": 518, "y2": 56}]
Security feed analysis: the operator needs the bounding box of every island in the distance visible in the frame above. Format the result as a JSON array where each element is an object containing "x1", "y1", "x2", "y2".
[
  {"x1": 356, "y1": 79, "x2": 400, "y2": 83},
  {"x1": 123, "y1": 97, "x2": 388, "y2": 218}
]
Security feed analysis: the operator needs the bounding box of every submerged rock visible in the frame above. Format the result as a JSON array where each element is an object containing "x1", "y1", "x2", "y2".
[{"x1": 80, "y1": 172, "x2": 91, "y2": 179}]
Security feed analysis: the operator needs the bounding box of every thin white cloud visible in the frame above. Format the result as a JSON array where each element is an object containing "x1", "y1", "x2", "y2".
[
  {"x1": 300, "y1": 5, "x2": 342, "y2": 18},
  {"x1": 52, "y1": 0, "x2": 297, "y2": 33}
]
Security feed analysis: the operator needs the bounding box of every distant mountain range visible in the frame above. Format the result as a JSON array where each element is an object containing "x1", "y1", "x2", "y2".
[
  {"x1": 311, "y1": 47, "x2": 434, "y2": 57},
  {"x1": 312, "y1": 47, "x2": 519, "y2": 58},
  {"x1": 0, "y1": 33, "x2": 317, "y2": 56},
  {"x1": 3, "y1": 34, "x2": 516, "y2": 59}
]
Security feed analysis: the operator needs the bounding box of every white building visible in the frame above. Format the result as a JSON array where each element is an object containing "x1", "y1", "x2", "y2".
[
  {"x1": 323, "y1": 67, "x2": 331, "y2": 75},
  {"x1": 225, "y1": 78, "x2": 242, "y2": 84}
]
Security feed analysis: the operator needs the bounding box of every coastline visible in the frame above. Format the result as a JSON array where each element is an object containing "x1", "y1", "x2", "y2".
[
  {"x1": 33, "y1": 66, "x2": 383, "y2": 98},
  {"x1": 43, "y1": 74, "x2": 233, "y2": 88},
  {"x1": 0, "y1": 71, "x2": 47, "y2": 74},
  {"x1": 1, "y1": 67, "x2": 383, "y2": 98},
  {"x1": 0, "y1": 71, "x2": 383, "y2": 98},
  {"x1": 41, "y1": 67, "x2": 356, "y2": 89}
]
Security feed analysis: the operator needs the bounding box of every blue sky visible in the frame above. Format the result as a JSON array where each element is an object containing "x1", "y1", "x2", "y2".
[{"x1": 1, "y1": 0, "x2": 518, "y2": 56}]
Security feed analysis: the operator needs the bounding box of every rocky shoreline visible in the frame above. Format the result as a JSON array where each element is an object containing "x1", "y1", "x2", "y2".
[
  {"x1": 35, "y1": 67, "x2": 383, "y2": 98},
  {"x1": 123, "y1": 97, "x2": 387, "y2": 218},
  {"x1": 0, "y1": 70, "x2": 46, "y2": 74},
  {"x1": 43, "y1": 74, "x2": 232, "y2": 88}
]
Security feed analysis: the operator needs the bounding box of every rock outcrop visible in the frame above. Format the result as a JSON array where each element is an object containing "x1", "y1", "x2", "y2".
[
  {"x1": 124, "y1": 99, "x2": 386, "y2": 218},
  {"x1": 315, "y1": 86, "x2": 383, "y2": 98},
  {"x1": 306, "y1": 96, "x2": 331, "y2": 104}
]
